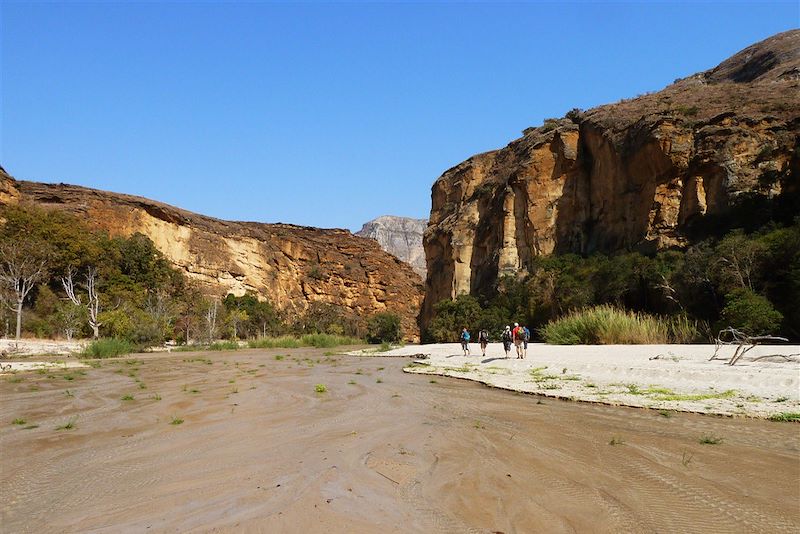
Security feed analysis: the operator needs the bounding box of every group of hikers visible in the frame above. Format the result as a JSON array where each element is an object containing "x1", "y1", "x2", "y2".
[{"x1": 459, "y1": 323, "x2": 530, "y2": 359}]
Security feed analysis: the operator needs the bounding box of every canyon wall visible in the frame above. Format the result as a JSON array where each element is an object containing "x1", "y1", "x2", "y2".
[
  {"x1": 422, "y1": 30, "x2": 800, "y2": 327},
  {"x1": 356, "y1": 215, "x2": 427, "y2": 277},
  {"x1": 0, "y1": 169, "x2": 424, "y2": 340}
]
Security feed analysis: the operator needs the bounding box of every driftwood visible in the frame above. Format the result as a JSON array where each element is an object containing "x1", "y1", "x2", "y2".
[{"x1": 710, "y1": 327, "x2": 790, "y2": 365}]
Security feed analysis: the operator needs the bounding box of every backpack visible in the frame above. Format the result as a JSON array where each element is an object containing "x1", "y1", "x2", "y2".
[
  {"x1": 523, "y1": 327, "x2": 530, "y2": 341},
  {"x1": 479, "y1": 330, "x2": 488, "y2": 342},
  {"x1": 502, "y1": 330, "x2": 511, "y2": 342},
  {"x1": 515, "y1": 328, "x2": 525, "y2": 341}
]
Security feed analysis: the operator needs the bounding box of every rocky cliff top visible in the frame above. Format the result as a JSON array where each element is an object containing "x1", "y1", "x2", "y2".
[{"x1": 356, "y1": 216, "x2": 428, "y2": 277}]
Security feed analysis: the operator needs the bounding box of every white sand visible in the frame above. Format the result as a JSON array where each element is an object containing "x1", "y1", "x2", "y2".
[
  {"x1": 0, "y1": 338, "x2": 86, "y2": 357},
  {"x1": 0, "y1": 360, "x2": 90, "y2": 373},
  {"x1": 370, "y1": 343, "x2": 800, "y2": 418}
]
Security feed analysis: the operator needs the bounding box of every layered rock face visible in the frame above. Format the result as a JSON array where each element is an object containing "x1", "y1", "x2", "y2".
[
  {"x1": 423, "y1": 30, "x2": 800, "y2": 327},
  {"x1": 0, "y1": 169, "x2": 424, "y2": 340},
  {"x1": 356, "y1": 216, "x2": 427, "y2": 277}
]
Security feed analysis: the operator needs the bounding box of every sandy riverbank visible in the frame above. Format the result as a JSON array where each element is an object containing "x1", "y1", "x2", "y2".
[
  {"x1": 2, "y1": 348, "x2": 798, "y2": 532},
  {"x1": 368, "y1": 343, "x2": 800, "y2": 419}
]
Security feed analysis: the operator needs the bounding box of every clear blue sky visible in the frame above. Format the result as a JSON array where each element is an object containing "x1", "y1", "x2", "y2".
[{"x1": 1, "y1": 2, "x2": 797, "y2": 231}]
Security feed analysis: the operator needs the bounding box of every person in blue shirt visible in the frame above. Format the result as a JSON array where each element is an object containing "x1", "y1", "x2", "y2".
[
  {"x1": 460, "y1": 327, "x2": 471, "y2": 356},
  {"x1": 523, "y1": 325, "x2": 531, "y2": 358}
]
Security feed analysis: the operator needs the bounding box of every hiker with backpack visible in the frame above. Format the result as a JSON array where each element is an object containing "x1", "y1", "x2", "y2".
[
  {"x1": 460, "y1": 327, "x2": 471, "y2": 356},
  {"x1": 478, "y1": 329, "x2": 489, "y2": 357},
  {"x1": 512, "y1": 323, "x2": 525, "y2": 359},
  {"x1": 501, "y1": 326, "x2": 512, "y2": 358},
  {"x1": 523, "y1": 325, "x2": 531, "y2": 358}
]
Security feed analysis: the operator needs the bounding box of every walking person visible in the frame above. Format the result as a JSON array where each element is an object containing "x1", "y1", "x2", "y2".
[
  {"x1": 522, "y1": 325, "x2": 531, "y2": 359},
  {"x1": 478, "y1": 328, "x2": 489, "y2": 357},
  {"x1": 460, "y1": 327, "x2": 471, "y2": 356},
  {"x1": 501, "y1": 326, "x2": 512, "y2": 358},
  {"x1": 512, "y1": 323, "x2": 524, "y2": 359}
]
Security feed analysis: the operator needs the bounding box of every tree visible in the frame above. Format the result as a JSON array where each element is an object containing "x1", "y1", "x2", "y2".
[
  {"x1": 62, "y1": 266, "x2": 103, "y2": 339},
  {"x1": 0, "y1": 241, "x2": 48, "y2": 339},
  {"x1": 367, "y1": 312, "x2": 402, "y2": 343}
]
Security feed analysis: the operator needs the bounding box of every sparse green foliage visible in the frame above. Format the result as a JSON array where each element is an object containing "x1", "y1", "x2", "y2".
[
  {"x1": 366, "y1": 312, "x2": 403, "y2": 344},
  {"x1": 82, "y1": 338, "x2": 135, "y2": 358},
  {"x1": 699, "y1": 434, "x2": 723, "y2": 445},
  {"x1": 12, "y1": 418, "x2": 26, "y2": 425},
  {"x1": 768, "y1": 412, "x2": 800, "y2": 422},
  {"x1": 314, "y1": 384, "x2": 327, "y2": 393},
  {"x1": 609, "y1": 436, "x2": 625, "y2": 445},
  {"x1": 170, "y1": 416, "x2": 184, "y2": 425}
]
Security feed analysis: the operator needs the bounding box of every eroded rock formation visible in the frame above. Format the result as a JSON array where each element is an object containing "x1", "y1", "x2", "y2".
[
  {"x1": 423, "y1": 30, "x2": 800, "y2": 327},
  {"x1": 0, "y1": 168, "x2": 424, "y2": 340},
  {"x1": 356, "y1": 216, "x2": 427, "y2": 277}
]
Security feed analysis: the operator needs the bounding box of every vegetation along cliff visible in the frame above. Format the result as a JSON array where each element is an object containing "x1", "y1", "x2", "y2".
[
  {"x1": 0, "y1": 167, "x2": 423, "y2": 341},
  {"x1": 422, "y1": 30, "x2": 799, "y2": 341}
]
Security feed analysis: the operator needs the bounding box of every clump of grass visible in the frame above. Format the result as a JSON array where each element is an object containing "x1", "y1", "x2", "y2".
[
  {"x1": 151, "y1": 393, "x2": 162, "y2": 401},
  {"x1": 12, "y1": 418, "x2": 26, "y2": 425},
  {"x1": 473, "y1": 421, "x2": 485, "y2": 429},
  {"x1": 348, "y1": 380, "x2": 356, "y2": 385},
  {"x1": 658, "y1": 410, "x2": 672, "y2": 418},
  {"x1": 314, "y1": 384, "x2": 327, "y2": 393},
  {"x1": 208, "y1": 341, "x2": 240, "y2": 351},
  {"x1": 376, "y1": 378, "x2": 383, "y2": 384},
  {"x1": 768, "y1": 412, "x2": 800, "y2": 422},
  {"x1": 248, "y1": 334, "x2": 362, "y2": 349},
  {"x1": 377, "y1": 342, "x2": 392, "y2": 352},
  {"x1": 774, "y1": 396, "x2": 789, "y2": 403},
  {"x1": 609, "y1": 436, "x2": 625, "y2": 446},
  {"x1": 7, "y1": 375, "x2": 24, "y2": 383},
  {"x1": 429, "y1": 379, "x2": 438, "y2": 384},
  {"x1": 653, "y1": 389, "x2": 736, "y2": 402},
  {"x1": 82, "y1": 338, "x2": 135, "y2": 358},
  {"x1": 540, "y1": 305, "x2": 699, "y2": 344},
  {"x1": 64, "y1": 389, "x2": 74, "y2": 397},
  {"x1": 170, "y1": 416, "x2": 184, "y2": 425},
  {"x1": 699, "y1": 434, "x2": 723, "y2": 445},
  {"x1": 274, "y1": 354, "x2": 285, "y2": 360},
  {"x1": 121, "y1": 394, "x2": 135, "y2": 401},
  {"x1": 56, "y1": 418, "x2": 77, "y2": 431}
]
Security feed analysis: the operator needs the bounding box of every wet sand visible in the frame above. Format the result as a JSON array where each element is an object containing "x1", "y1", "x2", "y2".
[{"x1": 1, "y1": 348, "x2": 798, "y2": 533}]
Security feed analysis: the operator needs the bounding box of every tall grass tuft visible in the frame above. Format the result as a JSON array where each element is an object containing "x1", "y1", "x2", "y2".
[
  {"x1": 81, "y1": 338, "x2": 135, "y2": 358},
  {"x1": 207, "y1": 341, "x2": 240, "y2": 351},
  {"x1": 539, "y1": 305, "x2": 699, "y2": 345},
  {"x1": 248, "y1": 334, "x2": 361, "y2": 349}
]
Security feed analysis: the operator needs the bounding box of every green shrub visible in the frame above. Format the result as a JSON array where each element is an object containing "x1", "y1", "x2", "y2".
[
  {"x1": 539, "y1": 305, "x2": 697, "y2": 345},
  {"x1": 366, "y1": 312, "x2": 402, "y2": 343},
  {"x1": 719, "y1": 288, "x2": 783, "y2": 335},
  {"x1": 82, "y1": 338, "x2": 135, "y2": 358}
]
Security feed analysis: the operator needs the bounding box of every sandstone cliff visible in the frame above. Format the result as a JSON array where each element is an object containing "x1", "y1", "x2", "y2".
[
  {"x1": 0, "y1": 168, "x2": 424, "y2": 340},
  {"x1": 423, "y1": 30, "x2": 800, "y2": 327},
  {"x1": 356, "y1": 216, "x2": 427, "y2": 277}
]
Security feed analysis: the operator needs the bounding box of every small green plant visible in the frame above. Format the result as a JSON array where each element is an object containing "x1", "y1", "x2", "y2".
[
  {"x1": 347, "y1": 380, "x2": 356, "y2": 385},
  {"x1": 699, "y1": 434, "x2": 723, "y2": 445},
  {"x1": 768, "y1": 412, "x2": 800, "y2": 422},
  {"x1": 82, "y1": 338, "x2": 135, "y2": 358},
  {"x1": 12, "y1": 418, "x2": 26, "y2": 425},
  {"x1": 473, "y1": 421, "x2": 485, "y2": 429},
  {"x1": 609, "y1": 436, "x2": 624, "y2": 446},
  {"x1": 658, "y1": 410, "x2": 672, "y2": 418},
  {"x1": 121, "y1": 394, "x2": 135, "y2": 401},
  {"x1": 189, "y1": 388, "x2": 200, "y2": 394},
  {"x1": 64, "y1": 389, "x2": 74, "y2": 397},
  {"x1": 774, "y1": 396, "x2": 789, "y2": 403},
  {"x1": 429, "y1": 379, "x2": 437, "y2": 384},
  {"x1": 170, "y1": 416, "x2": 184, "y2": 425},
  {"x1": 626, "y1": 384, "x2": 642, "y2": 395},
  {"x1": 376, "y1": 378, "x2": 383, "y2": 384},
  {"x1": 274, "y1": 354, "x2": 285, "y2": 360},
  {"x1": 152, "y1": 393, "x2": 162, "y2": 401},
  {"x1": 56, "y1": 418, "x2": 77, "y2": 431},
  {"x1": 315, "y1": 384, "x2": 327, "y2": 393}
]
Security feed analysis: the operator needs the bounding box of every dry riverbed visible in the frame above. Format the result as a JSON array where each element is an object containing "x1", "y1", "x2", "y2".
[{"x1": 1, "y1": 347, "x2": 798, "y2": 532}]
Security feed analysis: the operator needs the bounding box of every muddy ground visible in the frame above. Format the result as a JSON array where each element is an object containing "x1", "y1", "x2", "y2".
[{"x1": 1, "y1": 348, "x2": 798, "y2": 533}]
